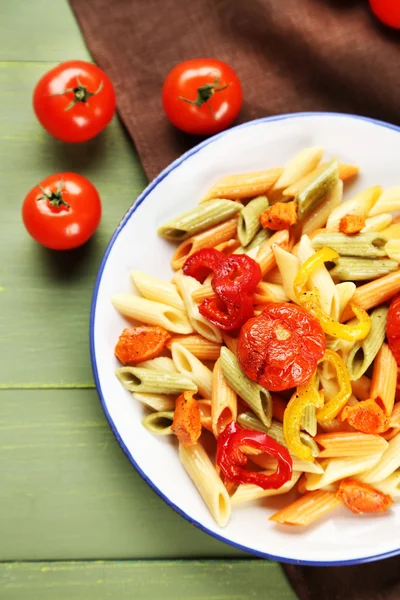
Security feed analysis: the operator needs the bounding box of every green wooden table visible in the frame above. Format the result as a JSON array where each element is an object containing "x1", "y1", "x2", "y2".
[{"x1": 0, "y1": 2, "x2": 298, "y2": 597}]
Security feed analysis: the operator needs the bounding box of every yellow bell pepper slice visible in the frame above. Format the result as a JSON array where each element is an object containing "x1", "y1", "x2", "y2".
[
  {"x1": 316, "y1": 349, "x2": 352, "y2": 422},
  {"x1": 301, "y1": 290, "x2": 370, "y2": 342},
  {"x1": 293, "y1": 247, "x2": 339, "y2": 301},
  {"x1": 283, "y1": 374, "x2": 324, "y2": 462}
]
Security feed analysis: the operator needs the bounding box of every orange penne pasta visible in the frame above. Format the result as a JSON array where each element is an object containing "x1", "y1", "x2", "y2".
[
  {"x1": 351, "y1": 375, "x2": 371, "y2": 402},
  {"x1": 269, "y1": 490, "x2": 342, "y2": 526},
  {"x1": 264, "y1": 267, "x2": 283, "y2": 285},
  {"x1": 341, "y1": 270, "x2": 400, "y2": 322},
  {"x1": 197, "y1": 399, "x2": 213, "y2": 432},
  {"x1": 166, "y1": 335, "x2": 222, "y2": 361},
  {"x1": 214, "y1": 238, "x2": 241, "y2": 255},
  {"x1": 256, "y1": 229, "x2": 290, "y2": 276},
  {"x1": 382, "y1": 402, "x2": 400, "y2": 440},
  {"x1": 211, "y1": 358, "x2": 237, "y2": 437},
  {"x1": 201, "y1": 168, "x2": 282, "y2": 202},
  {"x1": 315, "y1": 432, "x2": 388, "y2": 458},
  {"x1": 170, "y1": 218, "x2": 238, "y2": 269},
  {"x1": 370, "y1": 343, "x2": 397, "y2": 416},
  {"x1": 191, "y1": 284, "x2": 216, "y2": 303},
  {"x1": 222, "y1": 332, "x2": 238, "y2": 355},
  {"x1": 192, "y1": 280, "x2": 286, "y2": 305}
]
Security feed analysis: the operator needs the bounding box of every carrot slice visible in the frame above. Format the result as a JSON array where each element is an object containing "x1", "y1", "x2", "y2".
[
  {"x1": 260, "y1": 201, "x2": 298, "y2": 231},
  {"x1": 337, "y1": 478, "x2": 393, "y2": 514},
  {"x1": 172, "y1": 391, "x2": 202, "y2": 447},
  {"x1": 340, "y1": 398, "x2": 389, "y2": 434},
  {"x1": 115, "y1": 326, "x2": 171, "y2": 365}
]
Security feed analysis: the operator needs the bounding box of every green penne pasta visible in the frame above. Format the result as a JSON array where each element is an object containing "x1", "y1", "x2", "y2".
[
  {"x1": 237, "y1": 412, "x2": 319, "y2": 457},
  {"x1": 142, "y1": 411, "x2": 175, "y2": 435},
  {"x1": 157, "y1": 200, "x2": 242, "y2": 241},
  {"x1": 237, "y1": 195, "x2": 269, "y2": 246},
  {"x1": 312, "y1": 232, "x2": 388, "y2": 258},
  {"x1": 116, "y1": 366, "x2": 197, "y2": 394},
  {"x1": 301, "y1": 405, "x2": 318, "y2": 437},
  {"x1": 234, "y1": 227, "x2": 272, "y2": 254},
  {"x1": 296, "y1": 158, "x2": 339, "y2": 219},
  {"x1": 346, "y1": 307, "x2": 388, "y2": 381},
  {"x1": 329, "y1": 257, "x2": 398, "y2": 281},
  {"x1": 220, "y1": 347, "x2": 272, "y2": 428}
]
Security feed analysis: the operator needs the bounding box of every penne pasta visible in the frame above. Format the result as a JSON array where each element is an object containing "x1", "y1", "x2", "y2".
[
  {"x1": 211, "y1": 358, "x2": 237, "y2": 437},
  {"x1": 326, "y1": 186, "x2": 382, "y2": 231},
  {"x1": 386, "y1": 239, "x2": 400, "y2": 263},
  {"x1": 301, "y1": 180, "x2": 343, "y2": 237},
  {"x1": 231, "y1": 471, "x2": 302, "y2": 504},
  {"x1": 142, "y1": 411, "x2": 174, "y2": 435},
  {"x1": 253, "y1": 281, "x2": 289, "y2": 304},
  {"x1": 283, "y1": 162, "x2": 358, "y2": 198},
  {"x1": 179, "y1": 442, "x2": 231, "y2": 527},
  {"x1": 166, "y1": 334, "x2": 221, "y2": 361},
  {"x1": 341, "y1": 270, "x2": 400, "y2": 322},
  {"x1": 220, "y1": 347, "x2": 272, "y2": 428},
  {"x1": 170, "y1": 217, "x2": 238, "y2": 269},
  {"x1": 335, "y1": 282, "x2": 356, "y2": 321},
  {"x1": 237, "y1": 195, "x2": 269, "y2": 246},
  {"x1": 130, "y1": 270, "x2": 185, "y2": 310},
  {"x1": 111, "y1": 294, "x2": 193, "y2": 334},
  {"x1": 351, "y1": 375, "x2": 371, "y2": 402},
  {"x1": 361, "y1": 213, "x2": 393, "y2": 233},
  {"x1": 315, "y1": 432, "x2": 388, "y2": 458},
  {"x1": 368, "y1": 186, "x2": 400, "y2": 217},
  {"x1": 273, "y1": 245, "x2": 299, "y2": 303},
  {"x1": 330, "y1": 258, "x2": 398, "y2": 282},
  {"x1": 239, "y1": 227, "x2": 272, "y2": 253},
  {"x1": 133, "y1": 392, "x2": 176, "y2": 412},
  {"x1": 201, "y1": 167, "x2": 282, "y2": 202},
  {"x1": 250, "y1": 452, "x2": 323, "y2": 475},
  {"x1": 222, "y1": 332, "x2": 238, "y2": 355},
  {"x1": 269, "y1": 490, "x2": 342, "y2": 526},
  {"x1": 346, "y1": 307, "x2": 388, "y2": 381},
  {"x1": 137, "y1": 357, "x2": 178, "y2": 372},
  {"x1": 370, "y1": 343, "x2": 397, "y2": 416},
  {"x1": 273, "y1": 147, "x2": 324, "y2": 191},
  {"x1": 297, "y1": 234, "x2": 337, "y2": 316},
  {"x1": 373, "y1": 472, "x2": 400, "y2": 499},
  {"x1": 214, "y1": 238, "x2": 241, "y2": 255},
  {"x1": 174, "y1": 273, "x2": 222, "y2": 342},
  {"x1": 304, "y1": 454, "x2": 382, "y2": 491},
  {"x1": 382, "y1": 223, "x2": 400, "y2": 240},
  {"x1": 158, "y1": 199, "x2": 242, "y2": 241},
  {"x1": 382, "y1": 402, "x2": 400, "y2": 440},
  {"x1": 312, "y1": 232, "x2": 388, "y2": 258},
  {"x1": 197, "y1": 399, "x2": 213, "y2": 432},
  {"x1": 359, "y1": 434, "x2": 400, "y2": 484},
  {"x1": 116, "y1": 366, "x2": 197, "y2": 394},
  {"x1": 301, "y1": 405, "x2": 317, "y2": 437},
  {"x1": 264, "y1": 266, "x2": 283, "y2": 285},
  {"x1": 295, "y1": 158, "x2": 339, "y2": 219},
  {"x1": 256, "y1": 229, "x2": 290, "y2": 276},
  {"x1": 171, "y1": 342, "x2": 213, "y2": 398}
]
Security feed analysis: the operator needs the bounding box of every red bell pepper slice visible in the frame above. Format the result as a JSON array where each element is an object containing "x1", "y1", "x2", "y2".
[
  {"x1": 212, "y1": 254, "x2": 262, "y2": 303},
  {"x1": 217, "y1": 421, "x2": 293, "y2": 490},
  {"x1": 182, "y1": 248, "x2": 225, "y2": 283},
  {"x1": 199, "y1": 295, "x2": 254, "y2": 331}
]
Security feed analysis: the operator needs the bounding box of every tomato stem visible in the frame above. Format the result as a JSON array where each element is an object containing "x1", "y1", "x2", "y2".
[
  {"x1": 38, "y1": 179, "x2": 70, "y2": 208},
  {"x1": 50, "y1": 77, "x2": 104, "y2": 111},
  {"x1": 179, "y1": 77, "x2": 229, "y2": 109}
]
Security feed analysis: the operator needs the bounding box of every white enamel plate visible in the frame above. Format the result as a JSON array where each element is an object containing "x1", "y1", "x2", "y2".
[{"x1": 90, "y1": 113, "x2": 400, "y2": 565}]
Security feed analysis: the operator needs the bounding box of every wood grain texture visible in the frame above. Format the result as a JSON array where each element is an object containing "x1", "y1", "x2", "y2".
[
  {"x1": 0, "y1": 62, "x2": 147, "y2": 386},
  {"x1": 0, "y1": 561, "x2": 297, "y2": 600},
  {"x1": 0, "y1": 389, "x2": 245, "y2": 560}
]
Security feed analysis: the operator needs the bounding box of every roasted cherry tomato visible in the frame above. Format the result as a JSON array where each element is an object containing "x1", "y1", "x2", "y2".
[
  {"x1": 182, "y1": 248, "x2": 225, "y2": 283},
  {"x1": 199, "y1": 295, "x2": 254, "y2": 331},
  {"x1": 387, "y1": 295, "x2": 400, "y2": 365},
  {"x1": 369, "y1": 0, "x2": 400, "y2": 29},
  {"x1": 212, "y1": 254, "x2": 262, "y2": 303},
  {"x1": 162, "y1": 58, "x2": 242, "y2": 135},
  {"x1": 22, "y1": 172, "x2": 101, "y2": 250},
  {"x1": 33, "y1": 60, "x2": 116, "y2": 142},
  {"x1": 237, "y1": 303, "x2": 326, "y2": 392}
]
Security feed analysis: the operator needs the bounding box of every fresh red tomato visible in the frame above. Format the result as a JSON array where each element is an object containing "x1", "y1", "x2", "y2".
[
  {"x1": 22, "y1": 172, "x2": 101, "y2": 250},
  {"x1": 162, "y1": 58, "x2": 242, "y2": 135},
  {"x1": 33, "y1": 60, "x2": 116, "y2": 143},
  {"x1": 386, "y1": 295, "x2": 400, "y2": 365},
  {"x1": 369, "y1": 0, "x2": 400, "y2": 29},
  {"x1": 237, "y1": 303, "x2": 326, "y2": 392}
]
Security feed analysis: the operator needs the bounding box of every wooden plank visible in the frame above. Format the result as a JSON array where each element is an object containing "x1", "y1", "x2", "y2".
[
  {"x1": 0, "y1": 62, "x2": 147, "y2": 386},
  {"x1": 0, "y1": 560, "x2": 297, "y2": 600},
  {"x1": 0, "y1": 389, "x2": 246, "y2": 560},
  {"x1": 0, "y1": 0, "x2": 90, "y2": 62}
]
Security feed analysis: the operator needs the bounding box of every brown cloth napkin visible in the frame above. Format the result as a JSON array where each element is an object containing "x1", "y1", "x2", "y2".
[{"x1": 69, "y1": 0, "x2": 400, "y2": 597}]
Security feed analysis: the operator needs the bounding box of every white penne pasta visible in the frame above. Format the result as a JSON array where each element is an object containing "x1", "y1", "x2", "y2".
[
  {"x1": 315, "y1": 432, "x2": 388, "y2": 458},
  {"x1": 305, "y1": 454, "x2": 382, "y2": 491},
  {"x1": 250, "y1": 453, "x2": 324, "y2": 474},
  {"x1": 171, "y1": 342, "x2": 213, "y2": 398},
  {"x1": 326, "y1": 186, "x2": 382, "y2": 231},
  {"x1": 253, "y1": 281, "x2": 289, "y2": 304},
  {"x1": 111, "y1": 294, "x2": 193, "y2": 334},
  {"x1": 231, "y1": 471, "x2": 302, "y2": 504},
  {"x1": 179, "y1": 442, "x2": 231, "y2": 527},
  {"x1": 369, "y1": 186, "x2": 400, "y2": 217},
  {"x1": 132, "y1": 392, "x2": 176, "y2": 412},
  {"x1": 382, "y1": 223, "x2": 400, "y2": 240},
  {"x1": 334, "y1": 282, "x2": 356, "y2": 321},
  {"x1": 211, "y1": 358, "x2": 237, "y2": 438},
  {"x1": 273, "y1": 245, "x2": 299, "y2": 303},
  {"x1": 174, "y1": 273, "x2": 222, "y2": 343},
  {"x1": 130, "y1": 270, "x2": 185, "y2": 311},
  {"x1": 197, "y1": 399, "x2": 213, "y2": 432},
  {"x1": 359, "y1": 434, "x2": 400, "y2": 484},
  {"x1": 351, "y1": 375, "x2": 371, "y2": 402},
  {"x1": 361, "y1": 213, "x2": 393, "y2": 233},
  {"x1": 326, "y1": 336, "x2": 357, "y2": 368},
  {"x1": 297, "y1": 234, "x2": 338, "y2": 317},
  {"x1": 166, "y1": 335, "x2": 221, "y2": 361},
  {"x1": 273, "y1": 147, "x2": 324, "y2": 191},
  {"x1": 386, "y1": 239, "x2": 400, "y2": 262},
  {"x1": 373, "y1": 472, "x2": 400, "y2": 498},
  {"x1": 137, "y1": 357, "x2": 178, "y2": 372},
  {"x1": 301, "y1": 180, "x2": 343, "y2": 237}
]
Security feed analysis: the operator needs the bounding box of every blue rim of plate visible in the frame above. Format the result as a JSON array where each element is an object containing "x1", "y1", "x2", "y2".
[{"x1": 90, "y1": 111, "x2": 400, "y2": 566}]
